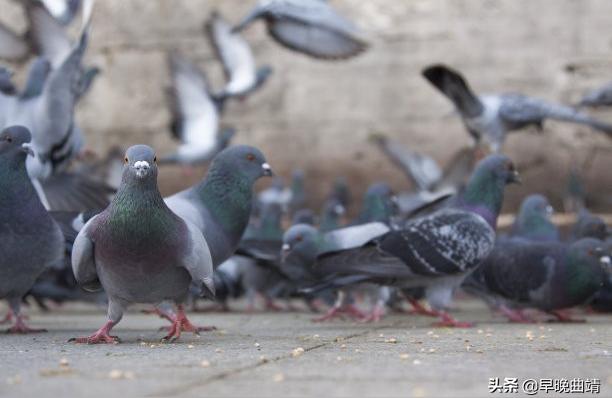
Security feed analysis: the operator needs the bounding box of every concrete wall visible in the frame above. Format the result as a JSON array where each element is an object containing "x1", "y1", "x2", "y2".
[{"x1": 2, "y1": 0, "x2": 612, "y2": 212}]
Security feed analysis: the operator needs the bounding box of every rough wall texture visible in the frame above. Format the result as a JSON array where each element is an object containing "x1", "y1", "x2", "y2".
[{"x1": 2, "y1": 0, "x2": 612, "y2": 212}]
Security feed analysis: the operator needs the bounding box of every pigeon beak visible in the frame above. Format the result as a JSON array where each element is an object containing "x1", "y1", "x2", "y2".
[
  {"x1": 509, "y1": 170, "x2": 522, "y2": 185},
  {"x1": 281, "y1": 243, "x2": 291, "y2": 263},
  {"x1": 335, "y1": 204, "x2": 345, "y2": 216},
  {"x1": 200, "y1": 276, "x2": 216, "y2": 299},
  {"x1": 546, "y1": 205, "x2": 554, "y2": 217},
  {"x1": 600, "y1": 255, "x2": 611, "y2": 268},
  {"x1": 133, "y1": 160, "x2": 150, "y2": 178},
  {"x1": 21, "y1": 143, "x2": 35, "y2": 157},
  {"x1": 262, "y1": 162, "x2": 273, "y2": 177}
]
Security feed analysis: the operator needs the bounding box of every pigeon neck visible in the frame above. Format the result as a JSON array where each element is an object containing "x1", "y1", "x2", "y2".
[
  {"x1": 514, "y1": 215, "x2": 559, "y2": 242},
  {"x1": 563, "y1": 250, "x2": 604, "y2": 301},
  {"x1": 197, "y1": 165, "x2": 253, "y2": 237},
  {"x1": 0, "y1": 155, "x2": 40, "y2": 207},
  {"x1": 359, "y1": 196, "x2": 392, "y2": 224},
  {"x1": 455, "y1": 173, "x2": 505, "y2": 228}
]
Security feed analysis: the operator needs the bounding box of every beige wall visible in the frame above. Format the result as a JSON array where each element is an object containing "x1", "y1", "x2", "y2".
[{"x1": 2, "y1": 0, "x2": 612, "y2": 212}]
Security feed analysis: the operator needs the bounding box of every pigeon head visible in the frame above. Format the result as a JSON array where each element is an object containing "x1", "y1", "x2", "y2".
[
  {"x1": 122, "y1": 145, "x2": 158, "y2": 185},
  {"x1": 572, "y1": 210, "x2": 609, "y2": 241},
  {"x1": 281, "y1": 224, "x2": 320, "y2": 280},
  {"x1": 457, "y1": 154, "x2": 520, "y2": 227},
  {"x1": 211, "y1": 145, "x2": 272, "y2": 182},
  {"x1": 292, "y1": 208, "x2": 317, "y2": 226},
  {"x1": 0, "y1": 126, "x2": 34, "y2": 160},
  {"x1": 565, "y1": 238, "x2": 610, "y2": 300},
  {"x1": 512, "y1": 194, "x2": 559, "y2": 242}
]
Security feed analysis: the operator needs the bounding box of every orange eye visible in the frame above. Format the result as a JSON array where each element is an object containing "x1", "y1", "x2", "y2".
[{"x1": 246, "y1": 153, "x2": 255, "y2": 161}]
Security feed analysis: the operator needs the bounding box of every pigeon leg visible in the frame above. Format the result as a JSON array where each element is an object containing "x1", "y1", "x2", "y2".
[
  {"x1": 263, "y1": 296, "x2": 285, "y2": 312},
  {"x1": 361, "y1": 302, "x2": 386, "y2": 323},
  {"x1": 161, "y1": 304, "x2": 215, "y2": 341},
  {"x1": 0, "y1": 309, "x2": 14, "y2": 324},
  {"x1": 312, "y1": 306, "x2": 346, "y2": 322},
  {"x1": 547, "y1": 310, "x2": 586, "y2": 323},
  {"x1": 69, "y1": 320, "x2": 119, "y2": 344},
  {"x1": 5, "y1": 298, "x2": 46, "y2": 334},
  {"x1": 407, "y1": 298, "x2": 438, "y2": 317},
  {"x1": 499, "y1": 306, "x2": 538, "y2": 323},
  {"x1": 432, "y1": 311, "x2": 474, "y2": 328}
]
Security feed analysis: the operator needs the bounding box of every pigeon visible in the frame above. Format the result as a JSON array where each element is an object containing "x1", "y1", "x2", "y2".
[
  {"x1": 206, "y1": 11, "x2": 272, "y2": 101},
  {"x1": 563, "y1": 167, "x2": 586, "y2": 212},
  {"x1": 282, "y1": 155, "x2": 520, "y2": 327},
  {"x1": 578, "y1": 82, "x2": 612, "y2": 108},
  {"x1": 233, "y1": 0, "x2": 369, "y2": 60},
  {"x1": 328, "y1": 176, "x2": 352, "y2": 209},
  {"x1": 569, "y1": 209, "x2": 610, "y2": 242},
  {"x1": 467, "y1": 237, "x2": 609, "y2": 322},
  {"x1": 165, "y1": 145, "x2": 273, "y2": 267},
  {"x1": 39, "y1": 0, "x2": 82, "y2": 25},
  {"x1": 0, "y1": 126, "x2": 64, "y2": 333},
  {"x1": 353, "y1": 182, "x2": 398, "y2": 225},
  {"x1": 0, "y1": 67, "x2": 17, "y2": 95},
  {"x1": 319, "y1": 198, "x2": 345, "y2": 232},
  {"x1": 291, "y1": 208, "x2": 316, "y2": 225},
  {"x1": 257, "y1": 170, "x2": 304, "y2": 213},
  {"x1": 422, "y1": 64, "x2": 612, "y2": 152},
  {"x1": 510, "y1": 194, "x2": 559, "y2": 242},
  {"x1": 161, "y1": 53, "x2": 234, "y2": 168},
  {"x1": 69, "y1": 145, "x2": 215, "y2": 343}
]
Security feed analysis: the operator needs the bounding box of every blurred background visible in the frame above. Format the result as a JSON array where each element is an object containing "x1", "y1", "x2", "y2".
[{"x1": 2, "y1": 0, "x2": 612, "y2": 213}]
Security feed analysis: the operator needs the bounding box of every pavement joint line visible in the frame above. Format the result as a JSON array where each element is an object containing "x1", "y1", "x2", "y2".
[{"x1": 150, "y1": 320, "x2": 407, "y2": 397}]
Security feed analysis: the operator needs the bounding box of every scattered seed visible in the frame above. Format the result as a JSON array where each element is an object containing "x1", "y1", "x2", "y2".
[
  {"x1": 385, "y1": 338, "x2": 398, "y2": 343},
  {"x1": 412, "y1": 359, "x2": 421, "y2": 365},
  {"x1": 399, "y1": 353, "x2": 410, "y2": 360},
  {"x1": 187, "y1": 345, "x2": 195, "y2": 349},
  {"x1": 59, "y1": 358, "x2": 69, "y2": 367},
  {"x1": 292, "y1": 347, "x2": 305, "y2": 357},
  {"x1": 200, "y1": 360, "x2": 211, "y2": 368},
  {"x1": 254, "y1": 342, "x2": 260, "y2": 348},
  {"x1": 340, "y1": 344, "x2": 347, "y2": 349},
  {"x1": 215, "y1": 348, "x2": 223, "y2": 353},
  {"x1": 273, "y1": 373, "x2": 284, "y2": 382}
]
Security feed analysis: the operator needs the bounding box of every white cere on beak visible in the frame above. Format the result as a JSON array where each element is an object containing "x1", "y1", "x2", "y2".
[
  {"x1": 600, "y1": 256, "x2": 611, "y2": 266},
  {"x1": 546, "y1": 206, "x2": 554, "y2": 216},
  {"x1": 262, "y1": 163, "x2": 271, "y2": 172},
  {"x1": 134, "y1": 160, "x2": 150, "y2": 178},
  {"x1": 282, "y1": 243, "x2": 291, "y2": 251}
]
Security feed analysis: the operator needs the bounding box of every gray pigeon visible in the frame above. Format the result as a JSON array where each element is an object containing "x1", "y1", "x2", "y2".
[
  {"x1": 510, "y1": 194, "x2": 559, "y2": 242},
  {"x1": 569, "y1": 209, "x2": 610, "y2": 242},
  {"x1": 423, "y1": 64, "x2": 612, "y2": 152},
  {"x1": 467, "y1": 237, "x2": 609, "y2": 322},
  {"x1": 161, "y1": 53, "x2": 234, "y2": 168},
  {"x1": 283, "y1": 155, "x2": 520, "y2": 327},
  {"x1": 39, "y1": 0, "x2": 82, "y2": 25},
  {"x1": 70, "y1": 145, "x2": 215, "y2": 343},
  {"x1": 233, "y1": 0, "x2": 369, "y2": 60},
  {"x1": 319, "y1": 198, "x2": 345, "y2": 232},
  {"x1": 0, "y1": 126, "x2": 64, "y2": 333},
  {"x1": 206, "y1": 11, "x2": 272, "y2": 101},
  {"x1": 0, "y1": 67, "x2": 17, "y2": 95},
  {"x1": 578, "y1": 82, "x2": 612, "y2": 108}
]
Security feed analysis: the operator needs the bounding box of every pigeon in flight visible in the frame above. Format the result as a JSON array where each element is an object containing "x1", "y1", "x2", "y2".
[
  {"x1": 423, "y1": 64, "x2": 612, "y2": 152},
  {"x1": 206, "y1": 11, "x2": 272, "y2": 101},
  {"x1": 578, "y1": 81, "x2": 612, "y2": 108},
  {"x1": 233, "y1": 0, "x2": 369, "y2": 60}
]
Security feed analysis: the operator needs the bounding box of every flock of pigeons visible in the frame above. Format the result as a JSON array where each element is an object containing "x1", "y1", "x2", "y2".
[{"x1": 0, "y1": 0, "x2": 611, "y2": 343}]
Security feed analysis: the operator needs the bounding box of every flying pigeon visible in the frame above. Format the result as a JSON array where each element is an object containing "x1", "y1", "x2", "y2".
[
  {"x1": 0, "y1": 126, "x2": 64, "y2": 333},
  {"x1": 282, "y1": 155, "x2": 520, "y2": 327},
  {"x1": 467, "y1": 237, "x2": 609, "y2": 322},
  {"x1": 161, "y1": 53, "x2": 234, "y2": 168},
  {"x1": 69, "y1": 145, "x2": 215, "y2": 343},
  {"x1": 206, "y1": 11, "x2": 272, "y2": 101},
  {"x1": 233, "y1": 0, "x2": 369, "y2": 60},
  {"x1": 423, "y1": 64, "x2": 612, "y2": 152}
]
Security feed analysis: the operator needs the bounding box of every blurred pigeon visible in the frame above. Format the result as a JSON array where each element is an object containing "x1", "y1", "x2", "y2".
[
  {"x1": 423, "y1": 64, "x2": 612, "y2": 152},
  {"x1": 328, "y1": 176, "x2": 351, "y2": 209},
  {"x1": 353, "y1": 182, "x2": 398, "y2": 225},
  {"x1": 165, "y1": 145, "x2": 273, "y2": 267},
  {"x1": 291, "y1": 208, "x2": 316, "y2": 225},
  {"x1": 283, "y1": 155, "x2": 520, "y2": 327},
  {"x1": 233, "y1": 0, "x2": 369, "y2": 60},
  {"x1": 39, "y1": 0, "x2": 82, "y2": 25},
  {"x1": 0, "y1": 67, "x2": 17, "y2": 95},
  {"x1": 206, "y1": 11, "x2": 272, "y2": 100},
  {"x1": 0, "y1": 126, "x2": 64, "y2": 333},
  {"x1": 590, "y1": 238, "x2": 612, "y2": 312},
  {"x1": 569, "y1": 209, "x2": 609, "y2": 242},
  {"x1": 578, "y1": 81, "x2": 612, "y2": 108},
  {"x1": 70, "y1": 145, "x2": 215, "y2": 343},
  {"x1": 563, "y1": 167, "x2": 586, "y2": 212},
  {"x1": 467, "y1": 237, "x2": 609, "y2": 322},
  {"x1": 161, "y1": 53, "x2": 234, "y2": 168},
  {"x1": 319, "y1": 198, "x2": 345, "y2": 232},
  {"x1": 257, "y1": 170, "x2": 304, "y2": 213},
  {"x1": 511, "y1": 194, "x2": 559, "y2": 242}
]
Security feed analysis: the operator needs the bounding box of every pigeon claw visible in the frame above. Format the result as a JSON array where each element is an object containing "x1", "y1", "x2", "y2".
[
  {"x1": 4, "y1": 314, "x2": 46, "y2": 334},
  {"x1": 69, "y1": 321, "x2": 119, "y2": 344},
  {"x1": 312, "y1": 304, "x2": 367, "y2": 322},
  {"x1": 547, "y1": 310, "x2": 586, "y2": 323},
  {"x1": 499, "y1": 306, "x2": 538, "y2": 323},
  {"x1": 432, "y1": 312, "x2": 474, "y2": 328},
  {"x1": 406, "y1": 298, "x2": 439, "y2": 317},
  {"x1": 160, "y1": 305, "x2": 216, "y2": 342}
]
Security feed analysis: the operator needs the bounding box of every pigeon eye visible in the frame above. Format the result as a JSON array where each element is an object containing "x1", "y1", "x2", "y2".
[
  {"x1": 5, "y1": 136, "x2": 12, "y2": 143},
  {"x1": 246, "y1": 153, "x2": 255, "y2": 161},
  {"x1": 506, "y1": 162, "x2": 514, "y2": 171},
  {"x1": 124, "y1": 157, "x2": 129, "y2": 164},
  {"x1": 295, "y1": 236, "x2": 303, "y2": 242},
  {"x1": 153, "y1": 156, "x2": 157, "y2": 164}
]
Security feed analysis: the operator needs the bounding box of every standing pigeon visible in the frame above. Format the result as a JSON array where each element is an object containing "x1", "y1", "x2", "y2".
[
  {"x1": 319, "y1": 198, "x2": 345, "y2": 232},
  {"x1": 233, "y1": 0, "x2": 369, "y2": 60},
  {"x1": 569, "y1": 209, "x2": 610, "y2": 242},
  {"x1": 467, "y1": 237, "x2": 609, "y2": 322},
  {"x1": 283, "y1": 155, "x2": 520, "y2": 327},
  {"x1": 70, "y1": 145, "x2": 215, "y2": 343},
  {"x1": 353, "y1": 182, "x2": 398, "y2": 225},
  {"x1": 422, "y1": 64, "x2": 612, "y2": 152},
  {"x1": 578, "y1": 82, "x2": 612, "y2": 108},
  {"x1": 0, "y1": 126, "x2": 64, "y2": 333},
  {"x1": 161, "y1": 53, "x2": 234, "y2": 169},
  {"x1": 328, "y1": 176, "x2": 352, "y2": 209},
  {"x1": 206, "y1": 11, "x2": 272, "y2": 101},
  {"x1": 510, "y1": 194, "x2": 559, "y2": 242}
]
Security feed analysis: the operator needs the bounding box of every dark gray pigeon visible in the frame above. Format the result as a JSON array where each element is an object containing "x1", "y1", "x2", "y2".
[
  {"x1": 233, "y1": 0, "x2": 369, "y2": 60},
  {"x1": 423, "y1": 64, "x2": 612, "y2": 152},
  {"x1": 70, "y1": 145, "x2": 215, "y2": 343},
  {"x1": 578, "y1": 82, "x2": 612, "y2": 108},
  {"x1": 283, "y1": 155, "x2": 520, "y2": 327},
  {"x1": 569, "y1": 209, "x2": 610, "y2": 242},
  {"x1": 161, "y1": 53, "x2": 234, "y2": 168},
  {"x1": 0, "y1": 67, "x2": 17, "y2": 95},
  {"x1": 467, "y1": 237, "x2": 609, "y2": 322},
  {"x1": 327, "y1": 176, "x2": 351, "y2": 209},
  {"x1": 206, "y1": 11, "x2": 272, "y2": 101},
  {"x1": 510, "y1": 194, "x2": 559, "y2": 242},
  {"x1": 0, "y1": 126, "x2": 64, "y2": 333}
]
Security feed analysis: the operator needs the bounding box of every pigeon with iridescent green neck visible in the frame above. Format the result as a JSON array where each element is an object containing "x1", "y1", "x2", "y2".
[
  {"x1": 283, "y1": 155, "x2": 520, "y2": 327},
  {"x1": 165, "y1": 145, "x2": 273, "y2": 268},
  {"x1": 570, "y1": 209, "x2": 609, "y2": 242},
  {"x1": 69, "y1": 145, "x2": 215, "y2": 344},
  {"x1": 319, "y1": 198, "x2": 345, "y2": 232},
  {"x1": 0, "y1": 126, "x2": 64, "y2": 333},
  {"x1": 352, "y1": 182, "x2": 398, "y2": 225},
  {"x1": 511, "y1": 194, "x2": 559, "y2": 242}
]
